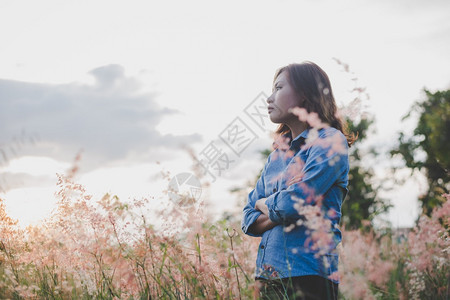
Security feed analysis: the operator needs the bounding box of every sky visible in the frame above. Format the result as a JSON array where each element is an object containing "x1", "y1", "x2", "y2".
[{"x1": 1, "y1": 0, "x2": 449, "y2": 228}]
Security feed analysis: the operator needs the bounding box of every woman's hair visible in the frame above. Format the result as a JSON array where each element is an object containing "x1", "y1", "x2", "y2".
[{"x1": 273, "y1": 61, "x2": 356, "y2": 146}]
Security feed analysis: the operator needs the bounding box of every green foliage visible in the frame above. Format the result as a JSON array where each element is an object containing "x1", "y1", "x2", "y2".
[
  {"x1": 342, "y1": 116, "x2": 391, "y2": 229},
  {"x1": 391, "y1": 89, "x2": 450, "y2": 216}
]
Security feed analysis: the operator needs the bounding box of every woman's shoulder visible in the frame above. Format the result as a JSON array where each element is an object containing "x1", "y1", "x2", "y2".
[
  {"x1": 314, "y1": 126, "x2": 347, "y2": 142},
  {"x1": 307, "y1": 127, "x2": 348, "y2": 154},
  {"x1": 317, "y1": 126, "x2": 343, "y2": 137}
]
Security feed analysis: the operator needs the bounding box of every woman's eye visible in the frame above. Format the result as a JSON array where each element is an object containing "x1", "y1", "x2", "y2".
[{"x1": 276, "y1": 86, "x2": 281, "y2": 90}]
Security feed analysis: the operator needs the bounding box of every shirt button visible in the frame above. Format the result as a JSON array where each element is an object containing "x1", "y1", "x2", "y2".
[
  {"x1": 260, "y1": 245, "x2": 265, "y2": 249},
  {"x1": 273, "y1": 188, "x2": 277, "y2": 193}
]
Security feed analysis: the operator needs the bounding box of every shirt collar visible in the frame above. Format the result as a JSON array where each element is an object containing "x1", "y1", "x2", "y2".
[{"x1": 283, "y1": 129, "x2": 309, "y2": 153}]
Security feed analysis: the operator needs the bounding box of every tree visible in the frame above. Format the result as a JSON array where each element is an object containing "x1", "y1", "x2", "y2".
[
  {"x1": 332, "y1": 57, "x2": 391, "y2": 229},
  {"x1": 341, "y1": 116, "x2": 391, "y2": 229},
  {"x1": 391, "y1": 89, "x2": 450, "y2": 216}
]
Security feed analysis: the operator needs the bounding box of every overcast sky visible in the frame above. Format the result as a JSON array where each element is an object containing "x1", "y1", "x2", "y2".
[{"x1": 1, "y1": 0, "x2": 449, "y2": 227}]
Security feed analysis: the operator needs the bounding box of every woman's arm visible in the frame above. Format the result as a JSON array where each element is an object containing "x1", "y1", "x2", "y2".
[
  {"x1": 247, "y1": 213, "x2": 278, "y2": 236},
  {"x1": 246, "y1": 198, "x2": 278, "y2": 235},
  {"x1": 242, "y1": 156, "x2": 274, "y2": 237}
]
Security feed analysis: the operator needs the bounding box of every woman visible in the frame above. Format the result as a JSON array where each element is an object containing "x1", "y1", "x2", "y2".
[{"x1": 242, "y1": 61, "x2": 355, "y2": 299}]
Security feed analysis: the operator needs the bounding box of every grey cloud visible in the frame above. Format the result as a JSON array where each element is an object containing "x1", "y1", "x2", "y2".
[
  {"x1": 0, "y1": 172, "x2": 55, "y2": 194},
  {"x1": 0, "y1": 64, "x2": 202, "y2": 169}
]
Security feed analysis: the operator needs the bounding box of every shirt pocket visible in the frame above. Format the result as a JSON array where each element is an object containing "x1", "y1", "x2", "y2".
[
  {"x1": 264, "y1": 179, "x2": 279, "y2": 197},
  {"x1": 263, "y1": 165, "x2": 280, "y2": 197},
  {"x1": 281, "y1": 152, "x2": 308, "y2": 189}
]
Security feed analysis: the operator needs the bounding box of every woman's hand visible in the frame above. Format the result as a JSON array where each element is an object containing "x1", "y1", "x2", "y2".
[{"x1": 255, "y1": 198, "x2": 269, "y2": 216}]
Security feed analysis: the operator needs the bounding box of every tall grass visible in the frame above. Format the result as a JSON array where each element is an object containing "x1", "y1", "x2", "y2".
[{"x1": 0, "y1": 170, "x2": 448, "y2": 299}]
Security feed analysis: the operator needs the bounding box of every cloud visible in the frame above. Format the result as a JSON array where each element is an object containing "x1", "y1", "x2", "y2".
[
  {"x1": 0, "y1": 172, "x2": 55, "y2": 194},
  {"x1": 0, "y1": 64, "x2": 202, "y2": 169}
]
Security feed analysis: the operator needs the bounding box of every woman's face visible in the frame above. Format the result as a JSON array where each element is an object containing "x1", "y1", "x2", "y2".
[{"x1": 267, "y1": 71, "x2": 300, "y2": 124}]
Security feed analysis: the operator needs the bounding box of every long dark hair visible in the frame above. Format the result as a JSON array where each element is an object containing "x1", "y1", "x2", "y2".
[{"x1": 273, "y1": 61, "x2": 356, "y2": 146}]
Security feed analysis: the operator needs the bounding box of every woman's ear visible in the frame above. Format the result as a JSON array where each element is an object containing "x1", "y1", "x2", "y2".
[{"x1": 296, "y1": 96, "x2": 305, "y2": 108}]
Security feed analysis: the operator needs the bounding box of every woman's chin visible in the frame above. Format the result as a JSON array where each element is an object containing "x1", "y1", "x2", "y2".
[
  {"x1": 269, "y1": 117, "x2": 283, "y2": 125},
  {"x1": 268, "y1": 114, "x2": 279, "y2": 123}
]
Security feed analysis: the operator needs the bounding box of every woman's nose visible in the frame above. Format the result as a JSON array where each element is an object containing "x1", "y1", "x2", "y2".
[{"x1": 266, "y1": 95, "x2": 273, "y2": 104}]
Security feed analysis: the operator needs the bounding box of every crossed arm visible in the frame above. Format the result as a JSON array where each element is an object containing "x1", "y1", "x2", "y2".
[
  {"x1": 247, "y1": 198, "x2": 278, "y2": 235},
  {"x1": 244, "y1": 169, "x2": 305, "y2": 236}
]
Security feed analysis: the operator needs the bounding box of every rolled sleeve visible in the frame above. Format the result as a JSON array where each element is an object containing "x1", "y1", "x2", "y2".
[
  {"x1": 265, "y1": 131, "x2": 349, "y2": 223},
  {"x1": 242, "y1": 202, "x2": 263, "y2": 237},
  {"x1": 241, "y1": 156, "x2": 270, "y2": 237}
]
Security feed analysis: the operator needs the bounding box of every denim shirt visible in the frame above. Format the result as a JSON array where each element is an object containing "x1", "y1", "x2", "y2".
[{"x1": 241, "y1": 127, "x2": 349, "y2": 283}]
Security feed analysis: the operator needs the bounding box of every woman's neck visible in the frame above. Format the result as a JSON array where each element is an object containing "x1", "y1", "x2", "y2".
[{"x1": 288, "y1": 122, "x2": 308, "y2": 141}]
